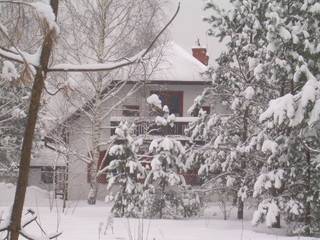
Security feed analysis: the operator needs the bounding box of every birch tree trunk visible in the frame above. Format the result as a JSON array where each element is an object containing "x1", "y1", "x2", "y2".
[
  {"x1": 8, "y1": 1, "x2": 59, "y2": 239},
  {"x1": 88, "y1": 81, "x2": 103, "y2": 205},
  {"x1": 87, "y1": 8, "x2": 106, "y2": 204},
  {"x1": 88, "y1": 115, "x2": 102, "y2": 204}
]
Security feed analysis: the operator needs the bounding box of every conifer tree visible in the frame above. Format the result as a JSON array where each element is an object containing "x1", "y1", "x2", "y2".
[
  {"x1": 101, "y1": 121, "x2": 145, "y2": 217},
  {"x1": 250, "y1": 1, "x2": 320, "y2": 234},
  {"x1": 191, "y1": 2, "x2": 320, "y2": 232},
  {"x1": 188, "y1": 0, "x2": 277, "y2": 220},
  {"x1": 144, "y1": 94, "x2": 201, "y2": 218}
]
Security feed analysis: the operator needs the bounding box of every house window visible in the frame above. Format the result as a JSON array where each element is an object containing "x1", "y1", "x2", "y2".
[
  {"x1": 110, "y1": 121, "x2": 119, "y2": 135},
  {"x1": 41, "y1": 167, "x2": 54, "y2": 184},
  {"x1": 123, "y1": 105, "x2": 139, "y2": 117},
  {"x1": 87, "y1": 150, "x2": 108, "y2": 184},
  {"x1": 151, "y1": 91, "x2": 183, "y2": 116}
]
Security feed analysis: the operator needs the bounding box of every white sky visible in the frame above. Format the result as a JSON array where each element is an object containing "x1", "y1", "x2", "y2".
[{"x1": 167, "y1": 0, "x2": 232, "y2": 63}]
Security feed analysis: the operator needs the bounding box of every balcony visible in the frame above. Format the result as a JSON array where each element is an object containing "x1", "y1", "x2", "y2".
[{"x1": 110, "y1": 116, "x2": 197, "y2": 137}]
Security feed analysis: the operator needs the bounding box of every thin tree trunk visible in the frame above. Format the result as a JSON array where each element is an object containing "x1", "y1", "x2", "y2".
[
  {"x1": 159, "y1": 178, "x2": 166, "y2": 219},
  {"x1": 237, "y1": 199, "x2": 244, "y2": 220},
  {"x1": 88, "y1": 120, "x2": 100, "y2": 205},
  {"x1": 304, "y1": 149, "x2": 311, "y2": 236},
  {"x1": 237, "y1": 107, "x2": 248, "y2": 220},
  {"x1": 271, "y1": 214, "x2": 281, "y2": 228},
  {"x1": 63, "y1": 160, "x2": 69, "y2": 211},
  {"x1": 271, "y1": 188, "x2": 281, "y2": 228},
  {"x1": 88, "y1": 93, "x2": 102, "y2": 205},
  {"x1": 8, "y1": 1, "x2": 59, "y2": 239}
]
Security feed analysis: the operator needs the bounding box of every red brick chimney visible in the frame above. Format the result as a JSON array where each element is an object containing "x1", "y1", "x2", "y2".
[{"x1": 192, "y1": 39, "x2": 209, "y2": 66}]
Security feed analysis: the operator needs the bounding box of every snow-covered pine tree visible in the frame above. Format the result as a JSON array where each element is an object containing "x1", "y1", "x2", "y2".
[
  {"x1": 249, "y1": 0, "x2": 320, "y2": 235},
  {"x1": 257, "y1": 69, "x2": 320, "y2": 235},
  {"x1": 144, "y1": 94, "x2": 201, "y2": 219},
  {"x1": 99, "y1": 121, "x2": 146, "y2": 217},
  {"x1": 186, "y1": 0, "x2": 281, "y2": 220}
]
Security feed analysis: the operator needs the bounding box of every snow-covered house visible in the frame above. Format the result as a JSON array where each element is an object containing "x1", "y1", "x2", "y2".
[{"x1": 30, "y1": 42, "x2": 223, "y2": 200}]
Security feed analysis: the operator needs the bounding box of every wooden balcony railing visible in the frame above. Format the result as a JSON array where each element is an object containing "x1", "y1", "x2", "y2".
[{"x1": 110, "y1": 116, "x2": 197, "y2": 136}]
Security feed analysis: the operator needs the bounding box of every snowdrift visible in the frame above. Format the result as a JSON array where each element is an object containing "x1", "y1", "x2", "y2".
[{"x1": 0, "y1": 183, "x2": 53, "y2": 206}]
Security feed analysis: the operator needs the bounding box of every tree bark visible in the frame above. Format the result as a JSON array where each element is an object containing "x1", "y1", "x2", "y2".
[
  {"x1": 237, "y1": 199, "x2": 244, "y2": 220},
  {"x1": 159, "y1": 178, "x2": 166, "y2": 219},
  {"x1": 237, "y1": 107, "x2": 248, "y2": 220},
  {"x1": 304, "y1": 149, "x2": 311, "y2": 236},
  {"x1": 271, "y1": 214, "x2": 281, "y2": 228},
  {"x1": 87, "y1": 122, "x2": 100, "y2": 205},
  {"x1": 88, "y1": 92, "x2": 102, "y2": 205},
  {"x1": 8, "y1": 1, "x2": 59, "y2": 240},
  {"x1": 271, "y1": 188, "x2": 281, "y2": 228}
]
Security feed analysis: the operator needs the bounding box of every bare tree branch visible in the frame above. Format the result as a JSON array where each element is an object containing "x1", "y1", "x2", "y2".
[
  {"x1": 47, "y1": 2, "x2": 180, "y2": 72},
  {"x1": 0, "y1": 47, "x2": 38, "y2": 67}
]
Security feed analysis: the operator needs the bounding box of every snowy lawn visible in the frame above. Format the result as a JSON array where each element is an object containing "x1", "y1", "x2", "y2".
[
  {"x1": 0, "y1": 184, "x2": 317, "y2": 240},
  {"x1": 1, "y1": 205, "x2": 316, "y2": 240}
]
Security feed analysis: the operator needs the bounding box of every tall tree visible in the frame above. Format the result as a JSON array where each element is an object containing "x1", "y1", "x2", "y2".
[
  {"x1": 187, "y1": 0, "x2": 277, "y2": 220},
  {"x1": 2, "y1": 1, "x2": 60, "y2": 239},
  {"x1": 248, "y1": 0, "x2": 320, "y2": 234},
  {"x1": 190, "y1": 2, "x2": 320, "y2": 230}
]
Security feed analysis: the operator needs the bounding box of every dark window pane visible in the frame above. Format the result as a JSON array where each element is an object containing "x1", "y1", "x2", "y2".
[
  {"x1": 123, "y1": 105, "x2": 139, "y2": 117},
  {"x1": 41, "y1": 167, "x2": 54, "y2": 184}
]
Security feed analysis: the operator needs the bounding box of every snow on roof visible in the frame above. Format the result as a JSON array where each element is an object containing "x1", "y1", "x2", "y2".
[
  {"x1": 31, "y1": 147, "x2": 66, "y2": 167},
  {"x1": 148, "y1": 41, "x2": 208, "y2": 82}
]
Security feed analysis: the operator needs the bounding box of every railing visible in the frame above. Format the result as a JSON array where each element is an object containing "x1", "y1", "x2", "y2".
[{"x1": 110, "y1": 116, "x2": 197, "y2": 136}]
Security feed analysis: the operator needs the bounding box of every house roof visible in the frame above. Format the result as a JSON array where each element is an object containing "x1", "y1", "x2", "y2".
[
  {"x1": 143, "y1": 41, "x2": 208, "y2": 82},
  {"x1": 105, "y1": 41, "x2": 209, "y2": 83},
  {"x1": 42, "y1": 41, "x2": 209, "y2": 133}
]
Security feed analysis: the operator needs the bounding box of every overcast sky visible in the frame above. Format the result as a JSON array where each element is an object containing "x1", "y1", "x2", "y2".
[{"x1": 167, "y1": 0, "x2": 232, "y2": 63}]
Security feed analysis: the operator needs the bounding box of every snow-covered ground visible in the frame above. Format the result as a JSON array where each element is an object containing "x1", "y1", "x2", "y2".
[{"x1": 0, "y1": 183, "x2": 316, "y2": 240}]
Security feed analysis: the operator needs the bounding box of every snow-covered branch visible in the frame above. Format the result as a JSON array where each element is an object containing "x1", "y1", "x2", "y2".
[
  {"x1": 0, "y1": 47, "x2": 39, "y2": 67},
  {"x1": 0, "y1": 0, "x2": 58, "y2": 30}
]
